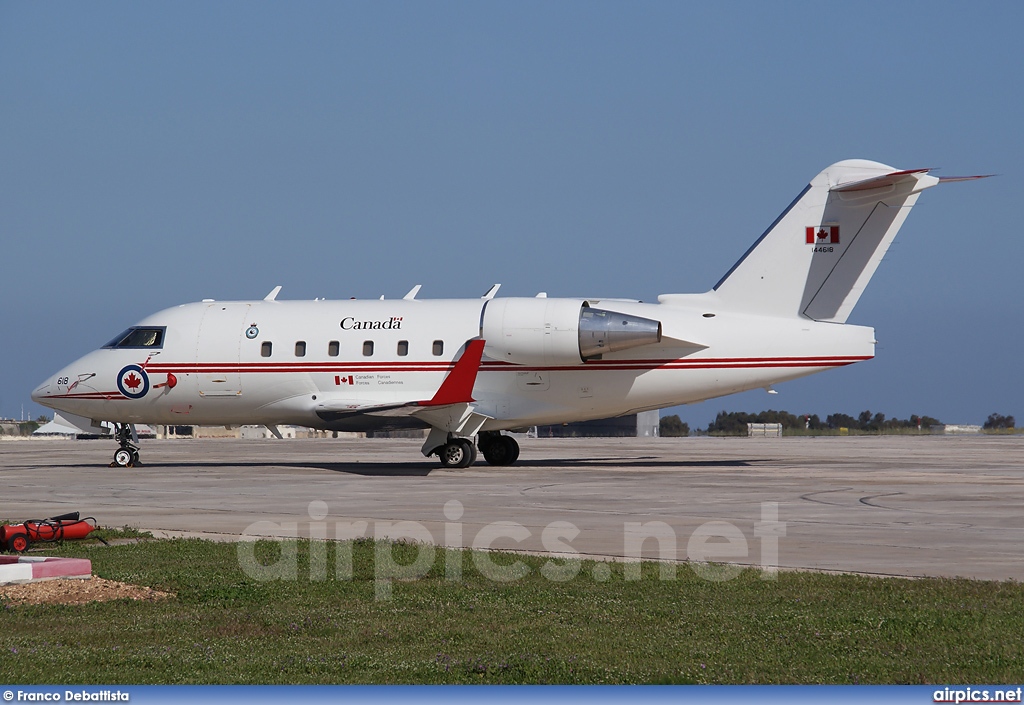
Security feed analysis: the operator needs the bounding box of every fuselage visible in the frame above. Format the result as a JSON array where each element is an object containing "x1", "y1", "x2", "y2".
[
  {"x1": 32, "y1": 294, "x2": 874, "y2": 431},
  {"x1": 29, "y1": 159, "x2": 979, "y2": 469}
]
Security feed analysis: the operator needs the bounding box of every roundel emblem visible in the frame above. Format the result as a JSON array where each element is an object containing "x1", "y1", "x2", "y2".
[
  {"x1": 246, "y1": 325, "x2": 259, "y2": 339},
  {"x1": 117, "y1": 364, "x2": 150, "y2": 399}
]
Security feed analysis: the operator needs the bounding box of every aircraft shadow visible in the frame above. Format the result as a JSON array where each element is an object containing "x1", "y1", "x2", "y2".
[
  {"x1": 297, "y1": 462, "x2": 435, "y2": 476},
  {"x1": 155, "y1": 461, "x2": 437, "y2": 477},
  {"x1": 513, "y1": 457, "x2": 755, "y2": 469},
  {"x1": 40, "y1": 458, "x2": 754, "y2": 476},
  {"x1": 33, "y1": 460, "x2": 434, "y2": 477}
]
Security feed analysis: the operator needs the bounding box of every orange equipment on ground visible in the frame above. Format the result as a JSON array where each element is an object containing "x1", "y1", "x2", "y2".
[{"x1": 1, "y1": 512, "x2": 99, "y2": 553}]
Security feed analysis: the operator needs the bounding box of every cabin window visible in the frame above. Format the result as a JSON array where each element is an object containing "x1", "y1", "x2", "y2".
[
  {"x1": 328, "y1": 340, "x2": 340, "y2": 357},
  {"x1": 261, "y1": 342, "x2": 273, "y2": 357},
  {"x1": 103, "y1": 327, "x2": 166, "y2": 349},
  {"x1": 295, "y1": 341, "x2": 306, "y2": 357},
  {"x1": 363, "y1": 341, "x2": 374, "y2": 357},
  {"x1": 432, "y1": 340, "x2": 444, "y2": 356},
  {"x1": 397, "y1": 340, "x2": 409, "y2": 356}
]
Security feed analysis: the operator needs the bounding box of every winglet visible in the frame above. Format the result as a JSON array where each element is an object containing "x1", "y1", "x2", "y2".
[{"x1": 420, "y1": 339, "x2": 485, "y2": 407}]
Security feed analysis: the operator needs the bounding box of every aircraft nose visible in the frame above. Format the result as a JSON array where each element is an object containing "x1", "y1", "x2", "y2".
[{"x1": 31, "y1": 380, "x2": 51, "y2": 405}]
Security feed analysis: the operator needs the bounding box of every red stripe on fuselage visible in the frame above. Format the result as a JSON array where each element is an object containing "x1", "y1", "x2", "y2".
[{"x1": 142, "y1": 355, "x2": 871, "y2": 375}]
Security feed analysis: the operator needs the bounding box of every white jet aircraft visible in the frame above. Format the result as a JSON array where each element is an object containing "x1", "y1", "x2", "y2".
[{"x1": 32, "y1": 160, "x2": 985, "y2": 468}]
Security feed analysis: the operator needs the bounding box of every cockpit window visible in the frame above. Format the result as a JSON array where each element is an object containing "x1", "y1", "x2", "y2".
[{"x1": 103, "y1": 327, "x2": 166, "y2": 349}]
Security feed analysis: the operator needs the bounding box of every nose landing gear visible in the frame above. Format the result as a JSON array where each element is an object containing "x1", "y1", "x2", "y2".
[{"x1": 110, "y1": 423, "x2": 141, "y2": 467}]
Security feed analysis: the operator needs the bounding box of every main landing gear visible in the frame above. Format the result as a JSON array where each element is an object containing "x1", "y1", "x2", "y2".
[
  {"x1": 111, "y1": 423, "x2": 140, "y2": 468},
  {"x1": 437, "y1": 438, "x2": 477, "y2": 468},
  {"x1": 478, "y1": 431, "x2": 519, "y2": 466},
  {"x1": 434, "y1": 432, "x2": 520, "y2": 468}
]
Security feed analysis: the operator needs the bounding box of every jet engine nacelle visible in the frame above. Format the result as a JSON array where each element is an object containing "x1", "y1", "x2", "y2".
[{"x1": 481, "y1": 298, "x2": 662, "y2": 366}]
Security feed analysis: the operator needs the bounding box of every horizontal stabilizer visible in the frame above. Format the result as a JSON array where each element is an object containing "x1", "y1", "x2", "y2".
[
  {"x1": 832, "y1": 169, "x2": 992, "y2": 193},
  {"x1": 938, "y1": 174, "x2": 994, "y2": 184},
  {"x1": 830, "y1": 168, "x2": 932, "y2": 193}
]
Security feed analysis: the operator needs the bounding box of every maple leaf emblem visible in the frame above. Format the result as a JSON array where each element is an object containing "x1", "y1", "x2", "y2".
[{"x1": 124, "y1": 372, "x2": 142, "y2": 390}]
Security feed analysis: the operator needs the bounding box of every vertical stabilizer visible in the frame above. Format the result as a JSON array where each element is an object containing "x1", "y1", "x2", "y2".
[{"x1": 710, "y1": 160, "x2": 939, "y2": 322}]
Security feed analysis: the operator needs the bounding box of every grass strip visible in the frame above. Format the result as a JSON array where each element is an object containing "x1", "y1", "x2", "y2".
[{"x1": 1, "y1": 538, "x2": 1022, "y2": 684}]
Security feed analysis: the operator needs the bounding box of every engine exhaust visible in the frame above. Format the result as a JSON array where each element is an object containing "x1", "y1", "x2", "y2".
[{"x1": 579, "y1": 307, "x2": 662, "y2": 360}]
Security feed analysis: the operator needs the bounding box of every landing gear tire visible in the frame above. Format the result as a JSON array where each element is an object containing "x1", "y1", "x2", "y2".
[
  {"x1": 7, "y1": 532, "x2": 30, "y2": 553},
  {"x1": 111, "y1": 423, "x2": 140, "y2": 468},
  {"x1": 437, "y1": 439, "x2": 476, "y2": 468},
  {"x1": 460, "y1": 439, "x2": 478, "y2": 467},
  {"x1": 480, "y1": 434, "x2": 520, "y2": 466}
]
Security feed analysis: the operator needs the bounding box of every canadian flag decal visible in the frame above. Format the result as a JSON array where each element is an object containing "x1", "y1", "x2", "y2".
[
  {"x1": 335, "y1": 375, "x2": 354, "y2": 386},
  {"x1": 806, "y1": 225, "x2": 839, "y2": 244}
]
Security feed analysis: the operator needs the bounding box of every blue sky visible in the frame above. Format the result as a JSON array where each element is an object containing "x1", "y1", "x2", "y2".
[{"x1": 1, "y1": 1, "x2": 1020, "y2": 428}]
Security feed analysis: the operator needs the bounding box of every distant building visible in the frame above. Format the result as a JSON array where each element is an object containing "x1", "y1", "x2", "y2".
[
  {"x1": 931, "y1": 424, "x2": 983, "y2": 435},
  {"x1": 0, "y1": 420, "x2": 24, "y2": 436},
  {"x1": 157, "y1": 425, "x2": 338, "y2": 439},
  {"x1": 637, "y1": 410, "x2": 660, "y2": 437},
  {"x1": 365, "y1": 429, "x2": 428, "y2": 439},
  {"x1": 32, "y1": 419, "x2": 80, "y2": 437},
  {"x1": 536, "y1": 410, "x2": 660, "y2": 438},
  {"x1": 27, "y1": 415, "x2": 154, "y2": 439},
  {"x1": 747, "y1": 423, "x2": 783, "y2": 437}
]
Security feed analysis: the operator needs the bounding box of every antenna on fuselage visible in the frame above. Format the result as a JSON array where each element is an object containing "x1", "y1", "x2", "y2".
[
  {"x1": 403, "y1": 285, "x2": 422, "y2": 300},
  {"x1": 264, "y1": 285, "x2": 282, "y2": 301}
]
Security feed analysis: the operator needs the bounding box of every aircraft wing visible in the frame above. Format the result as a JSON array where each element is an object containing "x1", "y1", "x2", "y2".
[{"x1": 314, "y1": 339, "x2": 489, "y2": 434}]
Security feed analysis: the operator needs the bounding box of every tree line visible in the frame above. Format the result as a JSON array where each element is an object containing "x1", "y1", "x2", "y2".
[
  {"x1": 984, "y1": 413, "x2": 1015, "y2": 430},
  {"x1": 702, "y1": 409, "x2": 946, "y2": 435},
  {"x1": 660, "y1": 409, "x2": 1017, "y2": 436}
]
